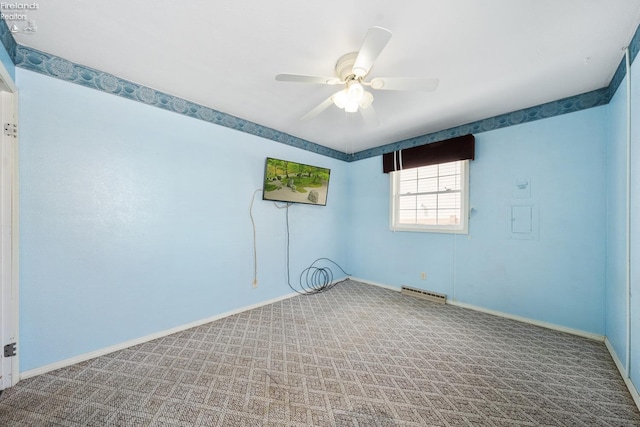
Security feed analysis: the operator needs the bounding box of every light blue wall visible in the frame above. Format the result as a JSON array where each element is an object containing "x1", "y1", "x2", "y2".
[
  {"x1": 348, "y1": 106, "x2": 608, "y2": 335},
  {"x1": 0, "y1": 48, "x2": 14, "y2": 82},
  {"x1": 606, "y1": 72, "x2": 629, "y2": 370},
  {"x1": 17, "y1": 69, "x2": 349, "y2": 372},
  {"x1": 632, "y1": 57, "x2": 640, "y2": 397},
  {"x1": 607, "y1": 54, "x2": 640, "y2": 392},
  {"x1": 0, "y1": 33, "x2": 14, "y2": 83},
  {"x1": 632, "y1": 63, "x2": 640, "y2": 394}
]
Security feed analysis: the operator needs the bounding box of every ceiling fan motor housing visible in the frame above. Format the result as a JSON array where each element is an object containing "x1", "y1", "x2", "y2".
[{"x1": 335, "y1": 52, "x2": 360, "y2": 81}]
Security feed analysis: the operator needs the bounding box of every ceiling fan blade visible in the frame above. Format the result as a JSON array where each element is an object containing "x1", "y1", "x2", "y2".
[
  {"x1": 276, "y1": 74, "x2": 342, "y2": 85},
  {"x1": 359, "y1": 104, "x2": 379, "y2": 127},
  {"x1": 369, "y1": 77, "x2": 440, "y2": 91},
  {"x1": 352, "y1": 26, "x2": 392, "y2": 77},
  {"x1": 300, "y1": 94, "x2": 336, "y2": 121}
]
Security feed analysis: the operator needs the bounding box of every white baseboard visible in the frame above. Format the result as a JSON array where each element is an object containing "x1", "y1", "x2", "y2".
[
  {"x1": 352, "y1": 277, "x2": 604, "y2": 341},
  {"x1": 446, "y1": 300, "x2": 605, "y2": 342},
  {"x1": 605, "y1": 338, "x2": 640, "y2": 411},
  {"x1": 349, "y1": 277, "x2": 401, "y2": 292},
  {"x1": 20, "y1": 291, "x2": 299, "y2": 380}
]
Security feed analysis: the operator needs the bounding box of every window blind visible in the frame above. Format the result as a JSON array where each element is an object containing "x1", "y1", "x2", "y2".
[{"x1": 383, "y1": 134, "x2": 475, "y2": 173}]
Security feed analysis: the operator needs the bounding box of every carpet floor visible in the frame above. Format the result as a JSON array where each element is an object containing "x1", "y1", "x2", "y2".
[{"x1": 0, "y1": 280, "x2": 638, "y2": 426}]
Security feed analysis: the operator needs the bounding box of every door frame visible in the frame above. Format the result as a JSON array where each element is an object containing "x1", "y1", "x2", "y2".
[{"x1": 0, "y1": 60, "x2": 18, "y2": 390}]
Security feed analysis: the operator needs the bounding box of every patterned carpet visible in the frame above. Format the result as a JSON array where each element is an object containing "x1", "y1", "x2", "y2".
[{"x1": 0, "y1": 280, "x2": 638, "y2": 426}]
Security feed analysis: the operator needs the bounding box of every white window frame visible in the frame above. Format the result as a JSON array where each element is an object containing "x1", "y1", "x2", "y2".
[{"x1": 389, "y1": 160, "x2": 469, "y2": 234}]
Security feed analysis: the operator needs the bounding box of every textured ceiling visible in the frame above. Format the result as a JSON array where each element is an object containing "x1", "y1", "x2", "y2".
[{"x1": 4, "y1": 1, "x2": 640, "y2": 154}]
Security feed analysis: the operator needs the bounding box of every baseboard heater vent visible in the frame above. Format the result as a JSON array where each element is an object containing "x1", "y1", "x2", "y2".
[{"x1": 401, "y1": 286, "x2": 447, "y2": 304}]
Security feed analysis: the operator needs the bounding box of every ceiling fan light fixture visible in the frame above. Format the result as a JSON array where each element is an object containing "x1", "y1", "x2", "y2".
[
  {"x1": 276, "y1": 26, "x2": 439, "y2": 122},
  {"x1": 347, "y1": 81, "x2": 364, "y2": 101},
  {"x1": 359, "y1": 91, "x2": 374, "y2": 109},
  {"x1": 344, "y1": 99, "x2": 359, "y2": 113},
  {"x1": 332, "y1": 80, "x2": 368, "y2": 113},
  {"x1": 332, "y1": 90, "x2": 348, "y2": 109}
]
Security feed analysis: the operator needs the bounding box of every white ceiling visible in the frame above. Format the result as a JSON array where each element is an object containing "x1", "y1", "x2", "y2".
[{"x1": 4, "y1": 1, "x2": 640, "y2": 154}]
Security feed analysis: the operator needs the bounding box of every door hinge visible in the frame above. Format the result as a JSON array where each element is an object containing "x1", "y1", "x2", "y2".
[
  {"x1": 3, "y1": 123, "x2": 17, "y2": 138},
  {"x1": 3, "y1": 343, "x2": 16, "y2": 357}
]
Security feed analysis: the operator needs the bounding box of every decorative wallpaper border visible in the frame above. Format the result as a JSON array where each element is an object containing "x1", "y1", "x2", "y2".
[
  {"x1": 12, "y1": 45, "x2": 351, "y2": 162},
  {"x1": 0, "y1": 18, "x2": 16, "y2": 63},
  {"x1": 350, "y1": 87, "x2": 610, "y2": 161},
  {"x1": 2, "y1": 20, "x2": 639, "y2": 163},
  {"x1": 608, "y1": 26, "x2": 640, "y2": 100}
]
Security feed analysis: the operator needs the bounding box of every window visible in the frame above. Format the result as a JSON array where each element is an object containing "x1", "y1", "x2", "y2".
[{"x1": 390, "y1": 160, "x2": 469, "y2": 233}]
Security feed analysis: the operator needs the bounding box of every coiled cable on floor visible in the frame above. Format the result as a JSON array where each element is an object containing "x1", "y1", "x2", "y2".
[{"x1": 298, "y1": 257, "x2": 350, "y2": 294}]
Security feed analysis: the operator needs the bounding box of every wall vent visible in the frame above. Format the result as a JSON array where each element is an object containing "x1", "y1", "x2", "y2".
[{"x1": 401, "y1": 286, "x2": 447, "y2": 304}]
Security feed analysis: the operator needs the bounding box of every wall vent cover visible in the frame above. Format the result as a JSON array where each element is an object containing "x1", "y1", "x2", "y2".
[{"x1": 401, "y1": 286, "x2": 447, "y2": 304}]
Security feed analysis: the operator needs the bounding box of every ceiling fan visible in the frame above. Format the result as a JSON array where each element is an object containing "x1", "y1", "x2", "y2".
[{"x1": 276, "y1": 26, "x2": 439, "y2": 123}]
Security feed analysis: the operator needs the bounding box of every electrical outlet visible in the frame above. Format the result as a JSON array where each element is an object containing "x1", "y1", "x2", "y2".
[
  {"x1": 252, "y1": 279, "x2": 258, "y2": 288},
  {"x1": 420, "y1": 272, "x2": 427, "y2": 280}
]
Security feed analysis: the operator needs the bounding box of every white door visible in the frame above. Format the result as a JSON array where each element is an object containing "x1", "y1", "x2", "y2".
[{"x1": 0, "y1": 65, "x2": 18, "y2": 390}]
